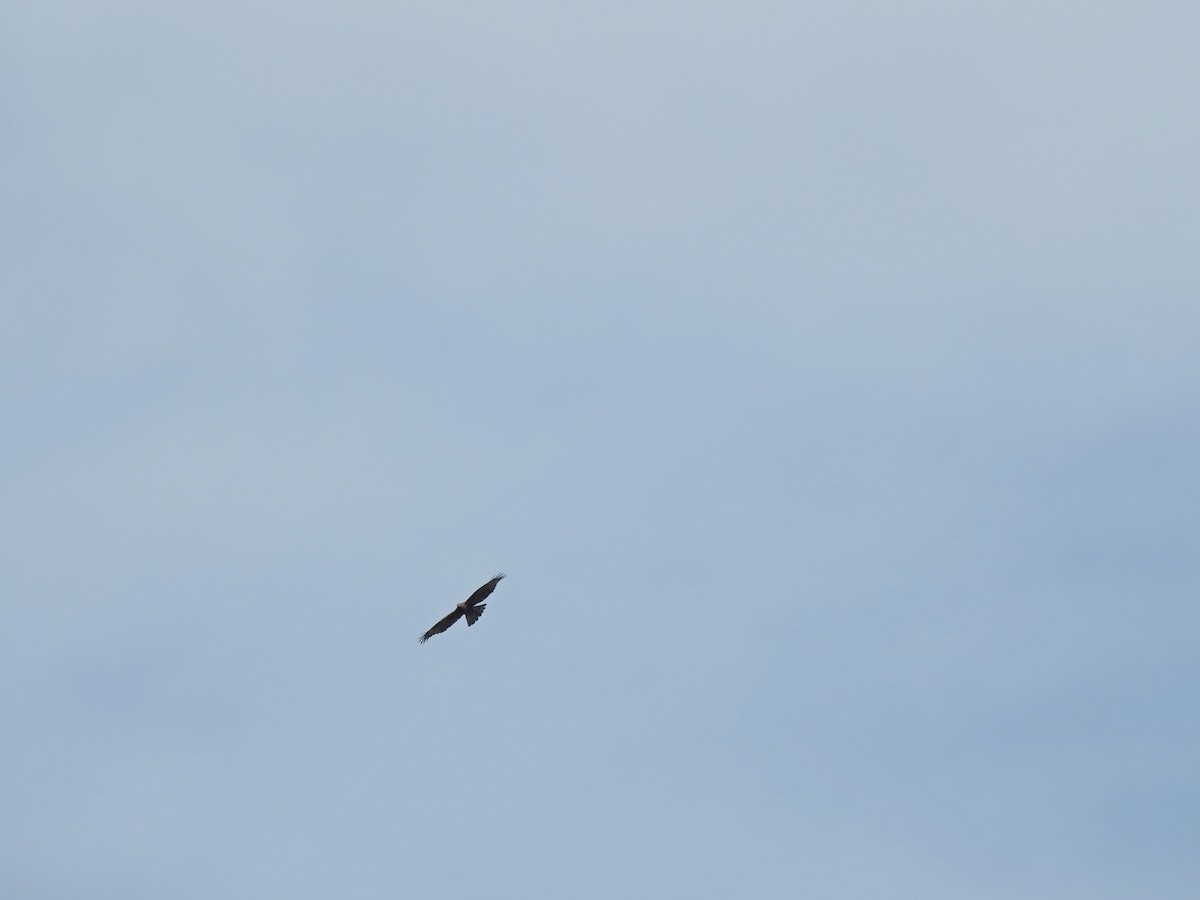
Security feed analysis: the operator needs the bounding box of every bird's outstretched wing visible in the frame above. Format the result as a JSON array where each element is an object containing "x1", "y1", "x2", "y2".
[
  {"x1": 419, "y1": 607, "x2": 464, "y2": 643},
  {"x1": 464, "y1": 573, "x2": 505, "y2": 608}
]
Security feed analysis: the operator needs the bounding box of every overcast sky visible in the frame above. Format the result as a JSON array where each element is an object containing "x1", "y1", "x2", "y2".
[{"x1": 3, "y1": 3, "x2": 1198, "y2": 898}]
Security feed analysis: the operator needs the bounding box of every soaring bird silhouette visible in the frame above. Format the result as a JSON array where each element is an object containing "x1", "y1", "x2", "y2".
[{"x1": 419, "y1": 574, "x2": 505, "y2": 643}]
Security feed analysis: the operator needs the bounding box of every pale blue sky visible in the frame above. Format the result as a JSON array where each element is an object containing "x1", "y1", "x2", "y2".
[{"x1": 3, "y1": 3, "x2": 1198, "y2": 897}]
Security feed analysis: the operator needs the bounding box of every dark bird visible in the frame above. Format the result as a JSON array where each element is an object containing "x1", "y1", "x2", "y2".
[{"x1": 419, "y1": 573, "x2": 505, "y2": 643}]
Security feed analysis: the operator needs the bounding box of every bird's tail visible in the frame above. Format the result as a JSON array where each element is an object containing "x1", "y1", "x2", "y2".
[{"x1": 464, "y1": 603, "x2": 486, "y2": 626}]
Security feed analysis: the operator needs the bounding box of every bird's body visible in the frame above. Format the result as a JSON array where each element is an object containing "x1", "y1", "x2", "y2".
[{"x1": 419, "y1": 573, "x2": 505, "y2": 643}]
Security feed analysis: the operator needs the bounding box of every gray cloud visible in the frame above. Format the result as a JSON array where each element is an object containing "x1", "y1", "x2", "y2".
[{"x1": 3, "y1": 2, "x2": 1198, "y2": 897}]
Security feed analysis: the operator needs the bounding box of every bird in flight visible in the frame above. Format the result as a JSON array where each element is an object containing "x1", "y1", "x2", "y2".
[{"x1": 419, "y1": 573, "x2": 505, "y2": 643}]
